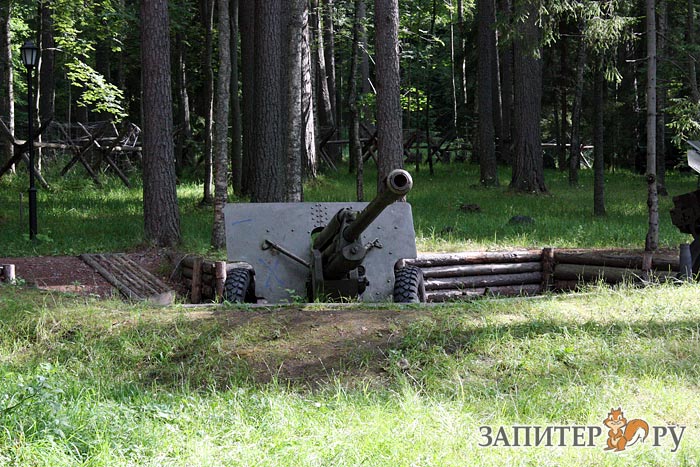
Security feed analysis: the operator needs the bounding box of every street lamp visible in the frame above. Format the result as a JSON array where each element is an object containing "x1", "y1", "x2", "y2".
[{"x1": 21, "y1": 40, "x2": 38, "y2": 240}]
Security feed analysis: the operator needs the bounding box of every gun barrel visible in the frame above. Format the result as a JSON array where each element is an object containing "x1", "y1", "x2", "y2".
[{"x1": 343, "y1": 169, "x2": 413, "y2": 242}]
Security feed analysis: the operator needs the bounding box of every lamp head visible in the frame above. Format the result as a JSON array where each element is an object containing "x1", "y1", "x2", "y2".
[{"x1": 20, "y1": 40, "x2": 39, "y2": 68}]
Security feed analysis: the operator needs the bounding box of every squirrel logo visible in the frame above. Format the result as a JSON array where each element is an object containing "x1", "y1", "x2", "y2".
[{"x1": 603, "y1": 407, "x2": 649, "y2": 452}]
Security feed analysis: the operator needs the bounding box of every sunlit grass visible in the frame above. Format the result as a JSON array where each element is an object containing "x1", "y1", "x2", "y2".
[
  {"x1": 0, "y1": 160, "x2": 696, "y2": 255},
  {"x1": 0, "y1": 283, "x2": 699, "y2": 465}
]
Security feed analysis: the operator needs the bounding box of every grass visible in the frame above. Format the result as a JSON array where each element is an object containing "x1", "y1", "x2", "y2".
[
  {"x1": 0, "y1": 158, "x2": 697, "y2": 256},
  {"x1": 1, "y1": 283, "x2": 700, "y2": 465}
]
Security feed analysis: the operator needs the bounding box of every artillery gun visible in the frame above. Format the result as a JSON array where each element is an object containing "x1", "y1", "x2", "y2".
[{"x1": 222, "y1": 169, "x2": 425, "y2": 303}]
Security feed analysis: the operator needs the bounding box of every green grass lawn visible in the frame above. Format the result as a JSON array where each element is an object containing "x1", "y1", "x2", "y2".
[
  {"x1": 2, "y1": 162, "x2": 700, "y2": 466},
  {"x1": 0, "y1": 284, "x2": 699, "y2": 466},
  {"x1": 0, "y1": 161, "x2": 697, "y2": 256}
]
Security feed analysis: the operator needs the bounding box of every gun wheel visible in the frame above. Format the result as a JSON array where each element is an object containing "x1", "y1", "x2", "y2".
[
  {"x1": 393, "y1": 265, "x2": 426, "y2": 303},
  {"x1": 223, "y1": 268, "x2": 255, "y2": 303}
]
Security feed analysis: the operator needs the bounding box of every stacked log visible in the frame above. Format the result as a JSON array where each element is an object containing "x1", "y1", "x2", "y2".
[
  {"x1": 405, "y1": 250, "x2": 544, "y2": 302},
  {"x1": 0, "y1": 264, "x2": 15, "y2": 284},
  {"x1": 176, "y1": 256, "x2": 228, "y2": 303},
  {"x1": 551, "y1": 250, "x2": 680, "y2": 290}
]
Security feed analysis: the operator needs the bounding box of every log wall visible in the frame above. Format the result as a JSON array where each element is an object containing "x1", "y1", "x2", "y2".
[
  {"x1": 173, "y1": 249, "x2": 683, "y2": 303},
  {"x1": 407, "y1": 248, "x2": 682, "y2": 302}
]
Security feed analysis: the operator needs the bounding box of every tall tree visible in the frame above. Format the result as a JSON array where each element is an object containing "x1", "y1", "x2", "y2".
[
  {"x1": 201, "y1": 0, "x2": 214, "y2": 204},
  {"x1": 477, "y1": 0, "x2": 499, "y2": 186},
  {"x1": 687, "y1": 0, "x2": 700, "y2": 102},
  {"x1": 349, "y1": 0, "x2": 365, "y2": 200},
  {"x1": 593, "y1": 58, "x2": 605, "y2": 216},
  {"x1": 323, "y1": 0, "x2": 338, "y2": 124},
  {"x1": 286, "y1": 0, "x2": 305, "y2": 202},
  {"x1": 251, "y1": 0, "x2": 286, "y2": 201},
  {"x1": 212, "y1": 0, "x2": 231, "y2": 248},
  {"x1": 39, "y1": 0, "x2": 55, "y2": 122},
  {"x1": 645, "y1": 0, "x2": 658, "y2": 251},
  {"x1": 239, "y1": 0, "x2": 255, "y2": 196},
  {"x1": 568, "y1": 31, "x2": 586, "y2": 187},
  {"x1": 510, "y1": 0, "x2": 546, "y2": 193},
  {"x1": 174, "y1": 29, "x2": 193, "y2": 171},
  {"x1": 0, "y1": 0, "x2": 13, "y2": 172},
  {"x1": 312, "y1": 0, "x2": 334, "y2": 132},
  {"x1": 498, "y1": 0, "x2": 514, "y2": 164},
  {"x1": 229, "y1": 0, "x2": 242, "y2": 195},
  {"x1": 141, "y1": 0, "x2": 181, "y2": 246},
  {"x1": 656, "y1": 0, "x2": 667, "y2": 196},
  {"x1": 374, "y1": 0, "x2": 404, "y2": 192}
]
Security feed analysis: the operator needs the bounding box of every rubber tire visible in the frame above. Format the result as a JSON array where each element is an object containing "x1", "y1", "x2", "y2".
[
  {"x1": 223, "y1": 268, "x2": 254, "y2": 303},
  {"x1": 393, "y1": 266, "x2": 426, "y2": 303}
]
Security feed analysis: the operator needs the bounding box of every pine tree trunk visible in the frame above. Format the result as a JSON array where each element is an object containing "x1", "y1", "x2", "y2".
[
  {"x1": 251, "y1": 0, "x2": 286, "y2": 202},
  {"x1": 687, "y1": 0, "x2": 700, "y2": 102},
  {"x1": 39, "y1": 1, "x2": 54, "y2": 122},
  {"x1": 557, "y1": 24, "x2": 568, "y2": 170},
  {"x1": 229, "y1": 0, "x2": 242, "y2": 194},
  {"x1": 374, "y1": 0, "x2": 404, "y2": 193},
  {"x1": 510, "y1": 0, "x2": 546, "y2": 193},
  {"x1": 141, "y1": 0, "x2": 181, "y2": 247},
  {"x1": 174, "y1": 32, "x2": 193, "y2": 171},
  {"x1": 286, "y1": 0, "x2": 305, "y2": 202},
  {"x1": 497, "y1": 0, "x2": 514, "y2": 164},
  {"x1": 211, "y1": 0, "x2": 231, "y2": 249},
  {"x1": 0, "y1": 0, "x2": 13, "y2": 172},
  {"x1": 239, "y1": 0, "x2": 255, "y2": 196},
  {"x1": 477, "y1": 0, "x2": 499, "y2": 186},
  {"x1": 323, "y1": 0, "x2": 337, "y2": 123},
  {"x1": 201, "y1": 0, "x2": 214, "y2": 204},
  {"x1": 656, "y1": 0, "x2": 667, "y2": 196},
  {"x1": 569, "y1": 32, "x2": 586, "y2": 187},
  {"x1": 349, "y1": 0, "x2": 365, "y2": 200},
  {"x1": 593, "y1": 58, "x2": 606, "y2": 217},
  {"x1": 311, "y1": 0, "x2": 334, "y2": 131},
  {"x1": 645, "y1": 0, "x2": 659, "y2": 251}
]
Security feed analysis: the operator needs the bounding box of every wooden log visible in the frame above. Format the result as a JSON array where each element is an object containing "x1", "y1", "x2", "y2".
[
  {"x1": 182, "y1": 278, "x2": 214, "y2": 299},
  {"x1": 79, "y1": 254, "x2": 142, "y2": 300},
  {"x1": 108, "y1": 255, "x2": 161, "y2": 295},
  {"x1": 180, "y1": 255, "x2": 218, "y2": 274},
  {"x1": 408, "y1": 250, "x2": 542, "y2": 268},
  {"x1": 425, "y1": 271, "x2": 543, "y2": 291},
  {"x1": 541, "y1": 247, "x2": 555, "y2": 290},
  {"x1": 117, "y1": 254, "x2": 172, "y2": 293},
  {"x1": 421, "y1": 261, "x2": 541, "y2": 278},
  {"x1": 553, "y1": 263, "x2": 676, "y2": 284},
  {"x1": 426, "y1": 284, "x2": 542, "y2": 302},
  {"x1": 214, "y1": 261, "x2": 227, "y2": 300},
  {"x1": 191, "y1": 257, "x2": 203, "y2": 304},
  {"x1": 553, "y1": 250, "x2": 680, "y2": 271},
  {"x1": 180, "y1": 266, "x2": 213, "y2": 282}
]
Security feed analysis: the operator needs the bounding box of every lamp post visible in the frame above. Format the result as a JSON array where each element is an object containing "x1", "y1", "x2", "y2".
[{"x1": 21, "y1": 40, "x2": 38, "y2": 240}]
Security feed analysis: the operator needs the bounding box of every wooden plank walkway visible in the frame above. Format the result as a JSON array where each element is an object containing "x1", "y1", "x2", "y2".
[{"x1": 79, "y1": 253, "x2": 175, "y2": 305}]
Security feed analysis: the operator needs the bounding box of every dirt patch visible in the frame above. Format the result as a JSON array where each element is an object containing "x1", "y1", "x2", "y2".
[
  {"x1": 0, "y1": 249, "x2": 175, "y2": 298},
  {"x1": 188, "y1": 306, "x2": 426, "y2": 385}
]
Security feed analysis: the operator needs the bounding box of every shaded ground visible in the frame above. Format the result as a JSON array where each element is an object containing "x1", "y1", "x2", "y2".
[{"x1": 196, "y1": 307, "x2": 423, "y2": 384}]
